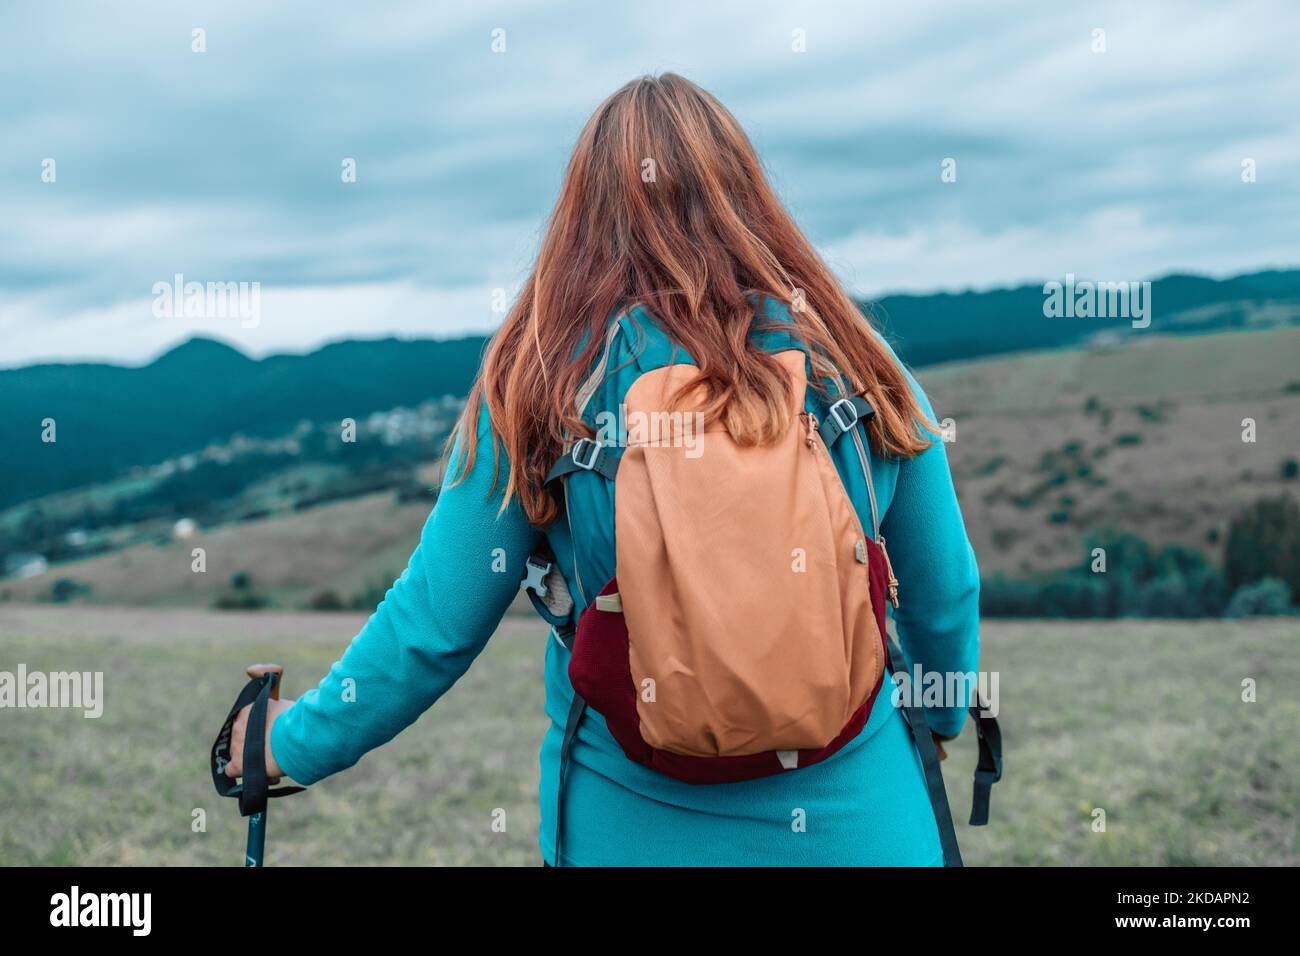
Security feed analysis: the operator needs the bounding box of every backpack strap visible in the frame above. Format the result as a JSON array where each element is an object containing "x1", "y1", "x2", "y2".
[
  {"x1": 817, "y1": 396, "x2": 876, "y2": 448},
  {"x1": 553, "y1": 692, "x2": 588, "y2": 866},
  {"x1": 544, "y1": 314, "x2": 627, "y2": 489},
  {"x1": 545, "y1": 437, "x2": 620, "y2": 485},
  {"x1": 968, "y1": 699, "x2": 1003, "y2": 826},
  {"x1": 817, "y1": 372, "x2": 883, "y2": 541},
  {"x1": 885, "y1": 635, "x2": 964, "y2": 868}
]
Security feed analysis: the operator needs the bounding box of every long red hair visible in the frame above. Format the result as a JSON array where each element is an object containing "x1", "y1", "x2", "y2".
[{"x1": 452, "y1": 73, "x2": 932, "y2": 526}]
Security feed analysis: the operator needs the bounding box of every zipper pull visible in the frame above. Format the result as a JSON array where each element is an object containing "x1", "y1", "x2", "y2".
[
  {"x1": 877, "y1": 534, "x2": 901, "y2": 609},
  {"x1": 805, "y1": 413, "x2": 819, "y2": 448}
]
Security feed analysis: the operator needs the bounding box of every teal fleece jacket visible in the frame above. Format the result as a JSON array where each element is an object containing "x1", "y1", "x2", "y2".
[{"x1": 271, "y1": 312, "x2": 981, "y2": 866}]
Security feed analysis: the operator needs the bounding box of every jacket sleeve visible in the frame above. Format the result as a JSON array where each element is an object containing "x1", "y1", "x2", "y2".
[
  {"x1": 270, "y1": 401, "x2": 538, "y2": 785},
  {"x1": 880, "y1": 367, "x2": 981, "y2": 738}
]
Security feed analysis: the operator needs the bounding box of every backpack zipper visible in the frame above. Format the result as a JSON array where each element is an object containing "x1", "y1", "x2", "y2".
[
  {"x1": 848, "y1": 423, "x2": 901, "y2": 609},
  {"x1": 877, "y1": 533, "x2": 901, "y2": 610}
]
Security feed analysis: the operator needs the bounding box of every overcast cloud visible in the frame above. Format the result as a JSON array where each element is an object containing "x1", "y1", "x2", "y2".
[{"x1": 1, "y1": 0, "x2": 1297, "y2": 366}]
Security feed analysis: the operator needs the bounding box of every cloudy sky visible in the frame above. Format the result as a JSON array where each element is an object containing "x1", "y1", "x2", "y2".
[{"x1": 2, "y1": 0, "x2": 1297, "y2": 367}]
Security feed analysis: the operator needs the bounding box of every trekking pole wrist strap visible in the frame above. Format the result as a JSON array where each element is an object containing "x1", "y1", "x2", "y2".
[{"x1": 211, "y1": 672, "x2": 305, "y2": 816}]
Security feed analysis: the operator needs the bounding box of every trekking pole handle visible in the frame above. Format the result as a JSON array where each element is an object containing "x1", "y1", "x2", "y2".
[
  {"x1": 245, "y1": 665, "x2": 286, "y2": 784},
  {"x1": 246, "y1": 664, "x2": 284, "y2": 699}
]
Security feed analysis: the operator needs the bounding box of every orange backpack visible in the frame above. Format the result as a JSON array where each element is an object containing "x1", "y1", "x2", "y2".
[{"x1": 554, "y1": 348, "x2": 893, "y2": 782}]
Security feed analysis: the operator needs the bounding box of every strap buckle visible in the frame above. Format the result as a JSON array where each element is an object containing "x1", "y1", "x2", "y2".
[
  {"x1": 569, "y1": 437, "x2": 601, "y2": 471},
  {"x1": 828, "y1": 397, "x2": 859, "y2": 434},
  {"x1": 522, "y1": 556, "x2": 552, "y2": 597}
]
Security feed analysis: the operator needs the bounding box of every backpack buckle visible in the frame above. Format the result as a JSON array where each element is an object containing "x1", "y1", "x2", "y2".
[
  {"x1": 570, "y1": 438, "x2": 601, "y2": 471},
  {"x1": 828, "y1": 398, "x2": 859, "y2": 433},
  {"x1": 522, "y1": 555, "x2": 552, "y2": 598}
]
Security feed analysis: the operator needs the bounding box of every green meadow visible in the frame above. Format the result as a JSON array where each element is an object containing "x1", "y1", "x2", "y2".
[{"x1": 1, "y1": 605, "x2": 1295, "y2": 866}]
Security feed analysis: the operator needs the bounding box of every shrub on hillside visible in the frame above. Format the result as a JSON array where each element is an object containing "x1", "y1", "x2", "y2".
[
  {"x1": 978, "y1": 575, "x2": 1043, "y2": 617},
  {"x1": 982, "y1": 533, "x2": 1234, "y2": 619},
  {"x1": 1224, "y1": 496, "x2": 1300, "y2": 602},
  {"x1": 307, "y1": 589, "x2": 346, "y2": 611},
  {"x1": 350, "y1": 572, "x2": 398, "y2": 611},
  {"x1": 214, "y1": 569, "x2": 269, "y2": 610},
  {"x1": 49, "y1": 578, "x2": 93, "y2": 603},
  {"x1": 1224, "y1": 577, "x2": 1294, "y2": 618}
]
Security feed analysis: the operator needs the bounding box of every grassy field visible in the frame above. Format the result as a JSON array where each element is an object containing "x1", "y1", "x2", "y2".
[{"x1": 1, "y1": 604, "x2": 1296, "y2": 867}]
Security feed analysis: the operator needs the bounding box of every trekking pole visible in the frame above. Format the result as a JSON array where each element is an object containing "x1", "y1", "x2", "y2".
[{"x1": 210, "y1": 663, "x2": 305, "y2": 867}]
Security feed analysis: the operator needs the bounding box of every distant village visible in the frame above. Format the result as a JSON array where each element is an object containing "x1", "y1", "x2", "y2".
[{"x1": 1, "y1": 395, "x2": 466, "y2": 583}]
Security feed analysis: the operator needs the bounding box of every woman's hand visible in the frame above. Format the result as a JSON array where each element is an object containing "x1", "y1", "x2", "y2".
[{"x1": 223, "y1": 696, "x2": 295, "y2": 780}]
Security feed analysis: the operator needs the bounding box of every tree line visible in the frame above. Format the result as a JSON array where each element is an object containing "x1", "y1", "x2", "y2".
[{"x1": 981, "y1": 496, "x2": 1300, "y2": 618}]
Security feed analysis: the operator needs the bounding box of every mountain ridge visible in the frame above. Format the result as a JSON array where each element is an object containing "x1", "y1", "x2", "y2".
[{"x1": 3, "y1": 268, "x2": 1298, "y2": 510}]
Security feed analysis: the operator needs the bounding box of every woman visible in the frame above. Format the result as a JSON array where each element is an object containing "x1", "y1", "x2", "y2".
[{"x1": 224, "y1": 73, "x2": 980, "y2": 866}]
